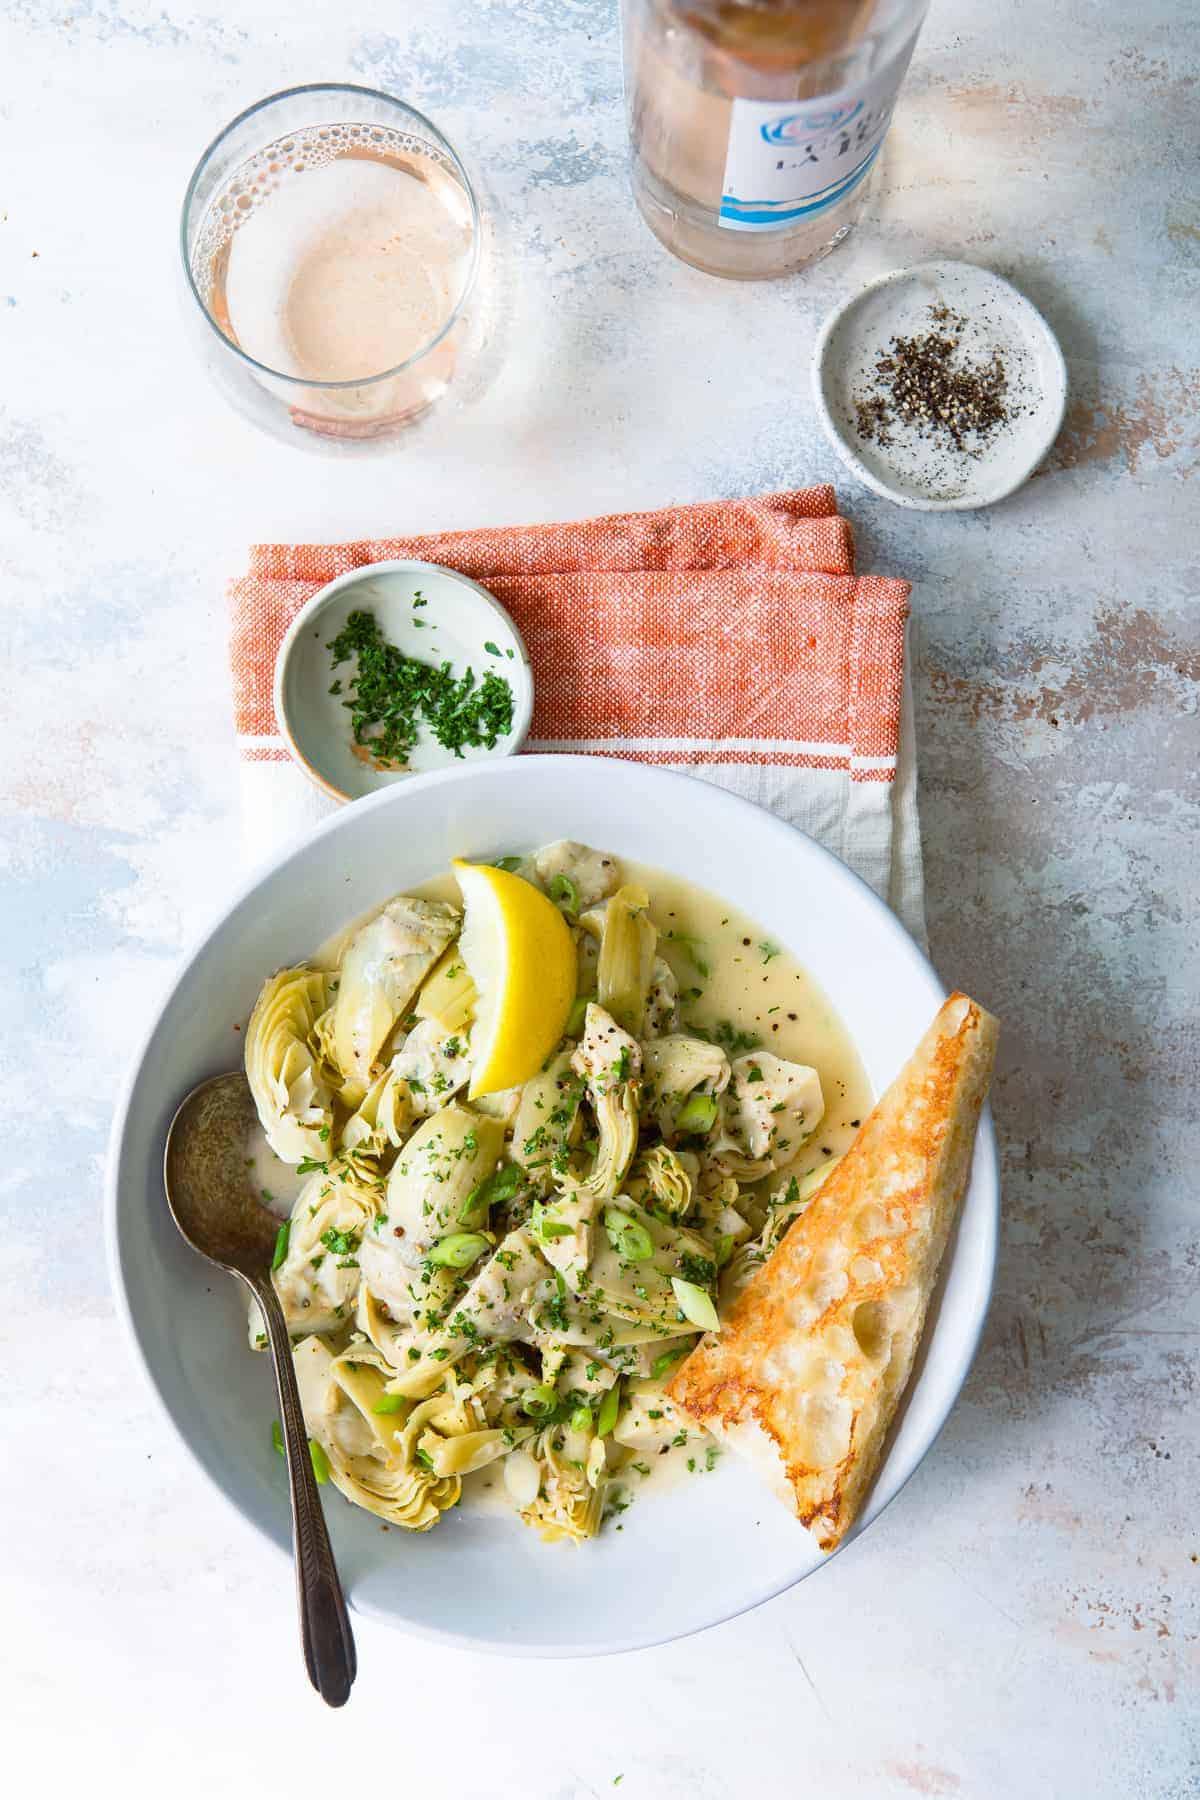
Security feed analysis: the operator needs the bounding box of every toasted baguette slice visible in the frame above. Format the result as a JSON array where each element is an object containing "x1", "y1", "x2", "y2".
[{"x1": 668, "y1": 991, "x2": 997, "y2": 1551}]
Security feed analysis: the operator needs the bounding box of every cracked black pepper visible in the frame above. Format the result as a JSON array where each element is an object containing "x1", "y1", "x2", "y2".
[{"x1": 854, "y1": 304, "x2": 1011, "y2": 455}]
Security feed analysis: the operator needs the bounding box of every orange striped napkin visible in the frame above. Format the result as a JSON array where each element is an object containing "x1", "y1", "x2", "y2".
[{"x1": 229, "y1": 486, "x2": 924, "y2": 938}]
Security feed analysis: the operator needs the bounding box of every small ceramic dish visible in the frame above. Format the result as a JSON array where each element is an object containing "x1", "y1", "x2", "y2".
[
  {"x1": 813, "y1": 259, "x2": 1068, "y2": 511},
  {"x1": 274, "y1": 560, "x2": 534, "y2": 802}
]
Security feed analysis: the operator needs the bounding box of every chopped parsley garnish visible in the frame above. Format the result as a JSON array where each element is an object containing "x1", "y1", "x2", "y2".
[
  {"x1": 319, "y1": 1225, "x2": 361, "y2": 1257},
  {"x1": 664, "y1": 929, "x2": 710, "y2": 978},
  {"x1": 295, "y1": 1156, "x2": 328, "y2": 1176},
  {"x1": 678, "y1": 1252, "x2": 716, "y2": 1289},
  {"x1": 758, "y1": 940, "x2": 781, "y2": 963},
  {"x1": 686, "y1": 1018, "x2": 760, "y2": 1056},
  {"x1": 327, "y1": 608, "x2": 515, "y2": 767}
]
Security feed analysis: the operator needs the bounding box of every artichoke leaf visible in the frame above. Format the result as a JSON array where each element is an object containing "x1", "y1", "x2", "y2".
[
  {"x1": 644, "y1": 956, "x2": 680, "y2": 1038},
  {"x1": 597, "y1": 884, "x2": 657, "y2": 1038},
  {"x1": 413, "y1": 942, "x2": 477, "y2": 1034},
  {"x1": 330, "y1": 897, "x2": 459, "y2": 1088}
]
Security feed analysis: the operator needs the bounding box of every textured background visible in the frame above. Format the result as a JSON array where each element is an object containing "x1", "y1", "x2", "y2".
[{"x1": 2, "y1": 0, "x2": 1197, "y2": 1794}]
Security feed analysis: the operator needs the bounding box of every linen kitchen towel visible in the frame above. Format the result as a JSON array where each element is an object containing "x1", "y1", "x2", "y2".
[{"x1": 228, "y1": 486, "x2": 924, "y2": 941}]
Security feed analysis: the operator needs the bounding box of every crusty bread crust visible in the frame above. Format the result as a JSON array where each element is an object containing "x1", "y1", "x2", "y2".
[{"x1": 668, "y1": 992, "x2": 998, "y2": 1551}]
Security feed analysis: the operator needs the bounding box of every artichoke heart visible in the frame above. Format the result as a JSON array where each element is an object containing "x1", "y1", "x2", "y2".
[
  {"x1": 244, "y1": 966, "x2": 335, "y2": 1164},
  {"x1": 533, "y1": 841, "x2": 622, "y2": 914},
  {"x1": 640, "y1": 1033, "x2": 730, "y2": 1141},
  {"x1": 586, "y1": 1196, "x2": 714, "y2": 1340},
  {"x1": 293, "y1": 1337, "x2": 463, "y2": 1531},
  {"x1": 516, "y1": 1420, "x2": 607, "y2": 1544},
  {"x1": 330, "y1": 897, "x2": 459, "y2": 1089},
  {"x1": 342, "y1": 1062, "x2": 415, "y2": 1158},
  {"x1": 571, "y1": 1003, "x2": 641, "y2": 1200},
  {"x1": 710, "y1": 1051, "x2": 825, "y2": 1177},
  {"x1": 387, "y1": 1018, "x2": 472, "y2": 1115},
  {"x1": 597, "y1": 883, "x2": 658, "y2": 1038},
  {"x1": 512, "y1": 1048, "x2": 583, "y2": 1193},
  {"x1": 273, "y1": 1161, "x2": 381, "y2": 1334},
  {"x1": 385, "y1": 1104, "x2": 505, "y2": 1259},
  {"x1": 627, "y1": 1144, "x2": 694, "y2": 1218}
]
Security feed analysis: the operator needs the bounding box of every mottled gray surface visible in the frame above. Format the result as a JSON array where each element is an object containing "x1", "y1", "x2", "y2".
[{"x1": 2, "y1": 0, "x2": 1197, "y2": 1794}]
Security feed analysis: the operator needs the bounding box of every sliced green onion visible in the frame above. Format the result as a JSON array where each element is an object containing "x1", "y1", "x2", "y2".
[
  {"x1": 272, "y1": 1419, "x2": 331, "y2": 1484},
  {"x1": 677, "y1": 1091, "x2": 718, "y2": 1135},
  {"x1": 549, "y1": 871, "x2": 580, "y2": 916},
  {"x1": 569, "y1": 1404, "x2": 594, "y2": 1433},
  {"x1": 566, "y1": 994, "x2": 591, "y2": 1036},
  {"x1": 271, "y1": 1220, "x2": 290, "y2": 1270},
  {"x1": 603, "y1": 1208, "x2": 654, "y2": 1263},
  {"x1": 532, "y1": 1202, "x2": 574, "y2": 1241},
  {"x1": 428, "y1": 1230, "x2": 490, "y2": 1270},
  {"x1": 651, "y1": 1344, "x2": 691, "y2": 1381},
  {"x1": 460, "y1": 1161, "x2": 524, "y2": 1224},
  {"x1": 520, "y1": 1383, "x2": 559, "y2": 1420},
  {"x1": 596, "y1": 1379, "x2": 621, "y2": 1437},
  {"x1": 494, "y1": 855, "x2": 523, "y2": 872},
  {"x1": 373, "y1": 1392, "x2": 405, "y2": 1414},
  {"x1": 714, "y1": 1231, "x2": 734, "y2": 1269},
  {"x1": 672, "y1": 1277, "x2": 721, "y2": 1332}
]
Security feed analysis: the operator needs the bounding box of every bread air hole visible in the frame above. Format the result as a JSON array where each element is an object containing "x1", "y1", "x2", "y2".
[
  {"x1": 852, "y1": 1300, "x2": 891, "y2": 1360},
  {"x1": 850, "y1": 1203, "x2": 886, "y2": 1241}
]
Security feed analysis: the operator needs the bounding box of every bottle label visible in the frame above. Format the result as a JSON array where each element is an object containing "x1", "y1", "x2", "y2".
[{"x1": 719, "y1": 54, "x2": 912, "y2": 233}]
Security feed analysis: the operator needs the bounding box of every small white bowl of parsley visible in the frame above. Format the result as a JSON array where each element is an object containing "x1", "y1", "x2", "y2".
[{"x1": 274, "y1": 561, "x2": 534, "y2": 802}]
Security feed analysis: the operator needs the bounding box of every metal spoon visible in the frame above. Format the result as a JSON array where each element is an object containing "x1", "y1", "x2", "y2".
[{"x1": 163, "y1": 1072, "x2": 357, "y2": 1707}]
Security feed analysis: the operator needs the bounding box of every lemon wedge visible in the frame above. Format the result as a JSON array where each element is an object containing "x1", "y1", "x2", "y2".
[{"x1": 453, "y1": 859, "x2": 577, "y2": 1098}]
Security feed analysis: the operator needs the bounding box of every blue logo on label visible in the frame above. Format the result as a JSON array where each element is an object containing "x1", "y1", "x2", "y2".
[{"x1": 759, "y1": 101, "x2": 862, "y2": 145}]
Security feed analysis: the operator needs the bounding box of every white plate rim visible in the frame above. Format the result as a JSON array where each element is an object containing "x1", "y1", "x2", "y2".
[{"x1": 104, "y1": 755, "x2": 1000, "y2": 1657}]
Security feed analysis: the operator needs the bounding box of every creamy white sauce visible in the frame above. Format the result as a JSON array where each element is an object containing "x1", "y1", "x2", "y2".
[{"x1": 243, "y1": 1124, "x2": 309, "y2": 1220}]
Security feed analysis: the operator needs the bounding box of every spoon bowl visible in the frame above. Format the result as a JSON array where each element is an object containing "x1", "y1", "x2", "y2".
[
  {"x1": 163, "y1": 1073, "x2": 278, "y2": 1274},
  {"x1": 163, "y1": 1072, "x2": 357, "y2": 1706}
]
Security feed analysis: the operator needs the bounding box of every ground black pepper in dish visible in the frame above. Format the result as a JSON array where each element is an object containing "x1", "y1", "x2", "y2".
[{"x1": 854, "y1": 304, "x2": 1011, "y2": 455}]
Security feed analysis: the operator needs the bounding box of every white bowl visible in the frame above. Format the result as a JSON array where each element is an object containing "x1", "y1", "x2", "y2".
[
  {"x1": 106, "y1": 757, "x2": 998, "y2": 1657},
  {"x1": 813, "y1": 259, "x2": 1068, "y2": 511},
  {"x1": 274, "y1": 560, "x2": 533, "y2": 803}
]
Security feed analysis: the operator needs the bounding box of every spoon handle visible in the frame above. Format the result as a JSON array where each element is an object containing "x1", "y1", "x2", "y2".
[{"x1": 251, "y1": 1274, "x2": 357, "y2": 1707}]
